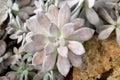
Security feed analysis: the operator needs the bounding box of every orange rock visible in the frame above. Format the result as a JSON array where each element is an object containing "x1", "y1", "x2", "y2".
[{"x1": 73, "y1": 35, "x2": 120, "y2": 80}]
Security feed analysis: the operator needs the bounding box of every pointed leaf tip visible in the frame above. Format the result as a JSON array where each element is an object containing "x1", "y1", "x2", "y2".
[
  {"x1": 57, "y1": 55, "x2": 70, "y2": 76},
  {"x1": 68, "y1": 41, "x2": 85, "y2": 55}
]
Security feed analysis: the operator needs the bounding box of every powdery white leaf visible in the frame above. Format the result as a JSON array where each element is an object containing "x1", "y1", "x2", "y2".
[
  {"x1": 86, "y1": 8, "x2": 99, "y2": 25},
  {"x1": 21, "y1": 6, "x2": 34, "y2": 15},
  {"x1": 0, "y1": 76, "x2": 9, "y2": 80},
  {"x1": 59, "y1": 0, "x2": 79, "y2": 8},
  {"x1": 70, "y1": 27, "x2": 95, "y2": 42},
  {"x1": 32, "y1": 51, "x2": 44, "y2": 65},
  {"x1": 26, "y1": 15, "x2": 45, "y2": 34},
  {"x1": 34, "y1": 0, "x2": 44, "y2": 8},
  {"x1": 12, "y1": 3, "x2": 19, "y2": 11},
  {"x1": 13, "y1": 47, "x2": 18, "y2": 53},
  {"x1": 62, "y1": 23, "x2": 75, "y2": 37},
  {"x1": 18, "y1": 11, "x2": 29, "y2": 21},
  {"x1": 17, "y1": 35, "x2": 23, "y2": 43},
  {"x1": 9, "y1": 34, "x2": 18, "y2": 39},
  {"x1": 58, "y1": 4, "x2": 70, "y2": 28},
  {"x1": 87, "y1": 0, "x2": 95, "y2": 8},
  {"x1": 7, "y1": 0, "x2": 12, "y2": 7},
  {"x1": 57, "y1": 46, "x2": 68, "y2": 58},
  {"x1": 68, "y1": 41, "x2": 85, "y2": 55},
  {"x1": 3, "y1": 52, "x2": 12, "y2": 60},
  {"x1": 116, "y1": 28, "x2": 120, "y2": 46},
  {"x1": 49, "y1": 23, "x2": 60, "y2": 37},
  {"x1": 37, "y1": 13, "x2": 51, "y2": 31},
  {"x1": 0, "y1": 10, "x2": 8, "y2": 25},
  {"x1": 17, "y1": 0, "x2": 31, "y2": 7},
  {"x1": 59, "y1": 38, "x2": 67, "y2": 46},
  {"x1": 23, "y1": 41, "x2": 43, "y2": 53},
  {"x1": 98, "y1": 25, "x2": 115, "y2": 40},
  {"x1": 99, "y1": 7, "x2": 116, "y2": 25},
  {"x1": 25, "y1": 32, "x2": 34, "y2": 42},
  {"x1": 0, "y1": 0, "x2": 7, "y2": 22},
  {"x1": 68, "y1": 51, "x2": 83, "y2": 68},
  {"x1": 57, "y1": 55, "x2": 70, "y2": 76},
  {"x1": 31, "y1": 34, "x2": 47, "y2": 44},
  {"x1": 48, "y1": 5, "x2": 58, "y2": 25},
  {"x1": 42, "y1": 53, "x2": 57, "y2": 72},
  {"x1": 0, "y1": 40, "x2": 6, "y2": 56},
  {"x1": 44, "y1": 43, "x2": 56, "y2": 55},
  {"x1": 6, "y1": 71, "x2": 17, "y2": 80},
  {"x1": 71, "y1": 18, "x2": 84, "y2": 30}
]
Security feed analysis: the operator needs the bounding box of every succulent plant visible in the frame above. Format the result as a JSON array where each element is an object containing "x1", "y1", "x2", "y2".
[
  {"x1": 10, "y1": 60, "x2": 33, "y2": 80},
  {"x1": 23, "y1": 3, "x2": 95, "y2": 76},
  {"x1": 6, "y1": 15, "x2": 28, "y2": 44},
  {"x1": 1, "y1": 0, "x2": 120, "y2": 79},
  {"x1": 98, "y1": 2, "x2": 120, "y2": 46},
  {"x1": 0, "y1": 0, "x2": 19, "y2": 25},
  {"x1": 17, "y1": 0, "x2": 35, "y2": 21}
]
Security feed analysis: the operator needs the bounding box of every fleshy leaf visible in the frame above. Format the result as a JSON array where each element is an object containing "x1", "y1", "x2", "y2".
[
  {"x1": 25, "y1": 32, "x2": 34, "y2": 42},
  {"x1": 9, "y1": 34, "x2": 18, "y2": 39},
  {"x1": 23, "y1": 42, "x2": 43, "y2": 53},
  {"x1": 6, "y1": 71, "x2": 17, "y2": 80},
  {"x1": 57, "y1": 55, "x2": 70, "y2": 76},
  {"x1": 70, "y1": 27, "x2": 95, "y2": 42},
  {"x1": 59, "y1": 0, "x2": 80, "y2": 8},
  {"x1": 0, "y1": 76, "x2": 9, "y2": 80},
  {"x1": 42, "y1": 52, "x2": 57, "y2": 72},
  {"x1": 0, "y1": 10, "x2": 8, "y2": 25},
  {"x1": 87, "y1": 0, "x2": 95, "y2": 8},
  {"x1": 86, "y1": 8, "x2": 99, "y2": 25},
  {"x1": 32, "y1": 51, "x2": 44, "y2": 65},
  {"x1": 71, "y1": 18, "x2": 84, "y2": 30},
  {"x1": 57, "y1": 46, "x2": 68, "y2": 58},
  {"x1": 68, "y1": 51, "x2": 83, "y2": 68},
  {"x1": 68, "y1": 41, "x2": 85, "y2": 55},
  {"x1": 98, "y1": 25, "x2": 115, "y2": 40},
  {"x1": 116, "y1": 28, "x2": 120, "y2": 46},
  {"x1": 99, "y1": 7, "x2": 116, "y2": 25},
  {"x1": 31, "y1": 34, "x2": 47, "y2": 44},
  {"x1": 12, "y1": 3, "x2": 19, "y2": 11},
  {"x1": 58, "y1": 4, "x2": 70, "y2": 28},
  {"x1": 62, "y1": 23, "x2": 75, "y2": 37},
  {"x1": 59, "y1": 38, "x2": 67, "y2": 46},
  {"x1": 49, "y1": 23, "x2": 60, "y2": 37},
  {"x1": 37, "y1": 13, "x2": 51, "y2": 31},
  {"x1": 7, "y1": 0, "x2": 12, "y2": 7},
  {"x1": 0, "y1": 40, "x2": 6, "y2": 56},
  {"x1": 26, "y1": 15, "x2": 45, "y2": 34},
  {"x1": 0, "y1": 0, "x2": 8, "y2": 25},
  {"x1": 17, "y1": 35, "x2": 23, "y2": 43},
  {"x1": 44, "y1": 43, "x2": 56, "y2": 55},
  {"x1": 48, "y1": 5, "x2": 58, "y2": 25}
]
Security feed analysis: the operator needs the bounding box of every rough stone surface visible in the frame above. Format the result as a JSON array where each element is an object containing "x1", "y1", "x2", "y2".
[{"x1": 73, "y1": 34, "x2": 120, "y2": 80}]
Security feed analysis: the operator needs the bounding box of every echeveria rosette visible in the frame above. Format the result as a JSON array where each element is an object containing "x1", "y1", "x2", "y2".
[
  {"x1": 24, "y1": 4, "x2": 95, "y2": 76},
  {"x1": 6, "y1": 16, "x2": 28, "y2": 44},
  {"x1": 98, "y1": 7, "x2": 120, "y2": 46}
]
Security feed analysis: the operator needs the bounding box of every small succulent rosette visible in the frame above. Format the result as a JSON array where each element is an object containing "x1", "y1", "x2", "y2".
[
  {"x1": 24, "y1": 4, "x2": 95, "y2": 76},
  {"x1": 98, "y1": 2, "x2": 120, "y2": 46},
  {"x1": 0, "y1": 0, "x2": 19, "y2": 25}
]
